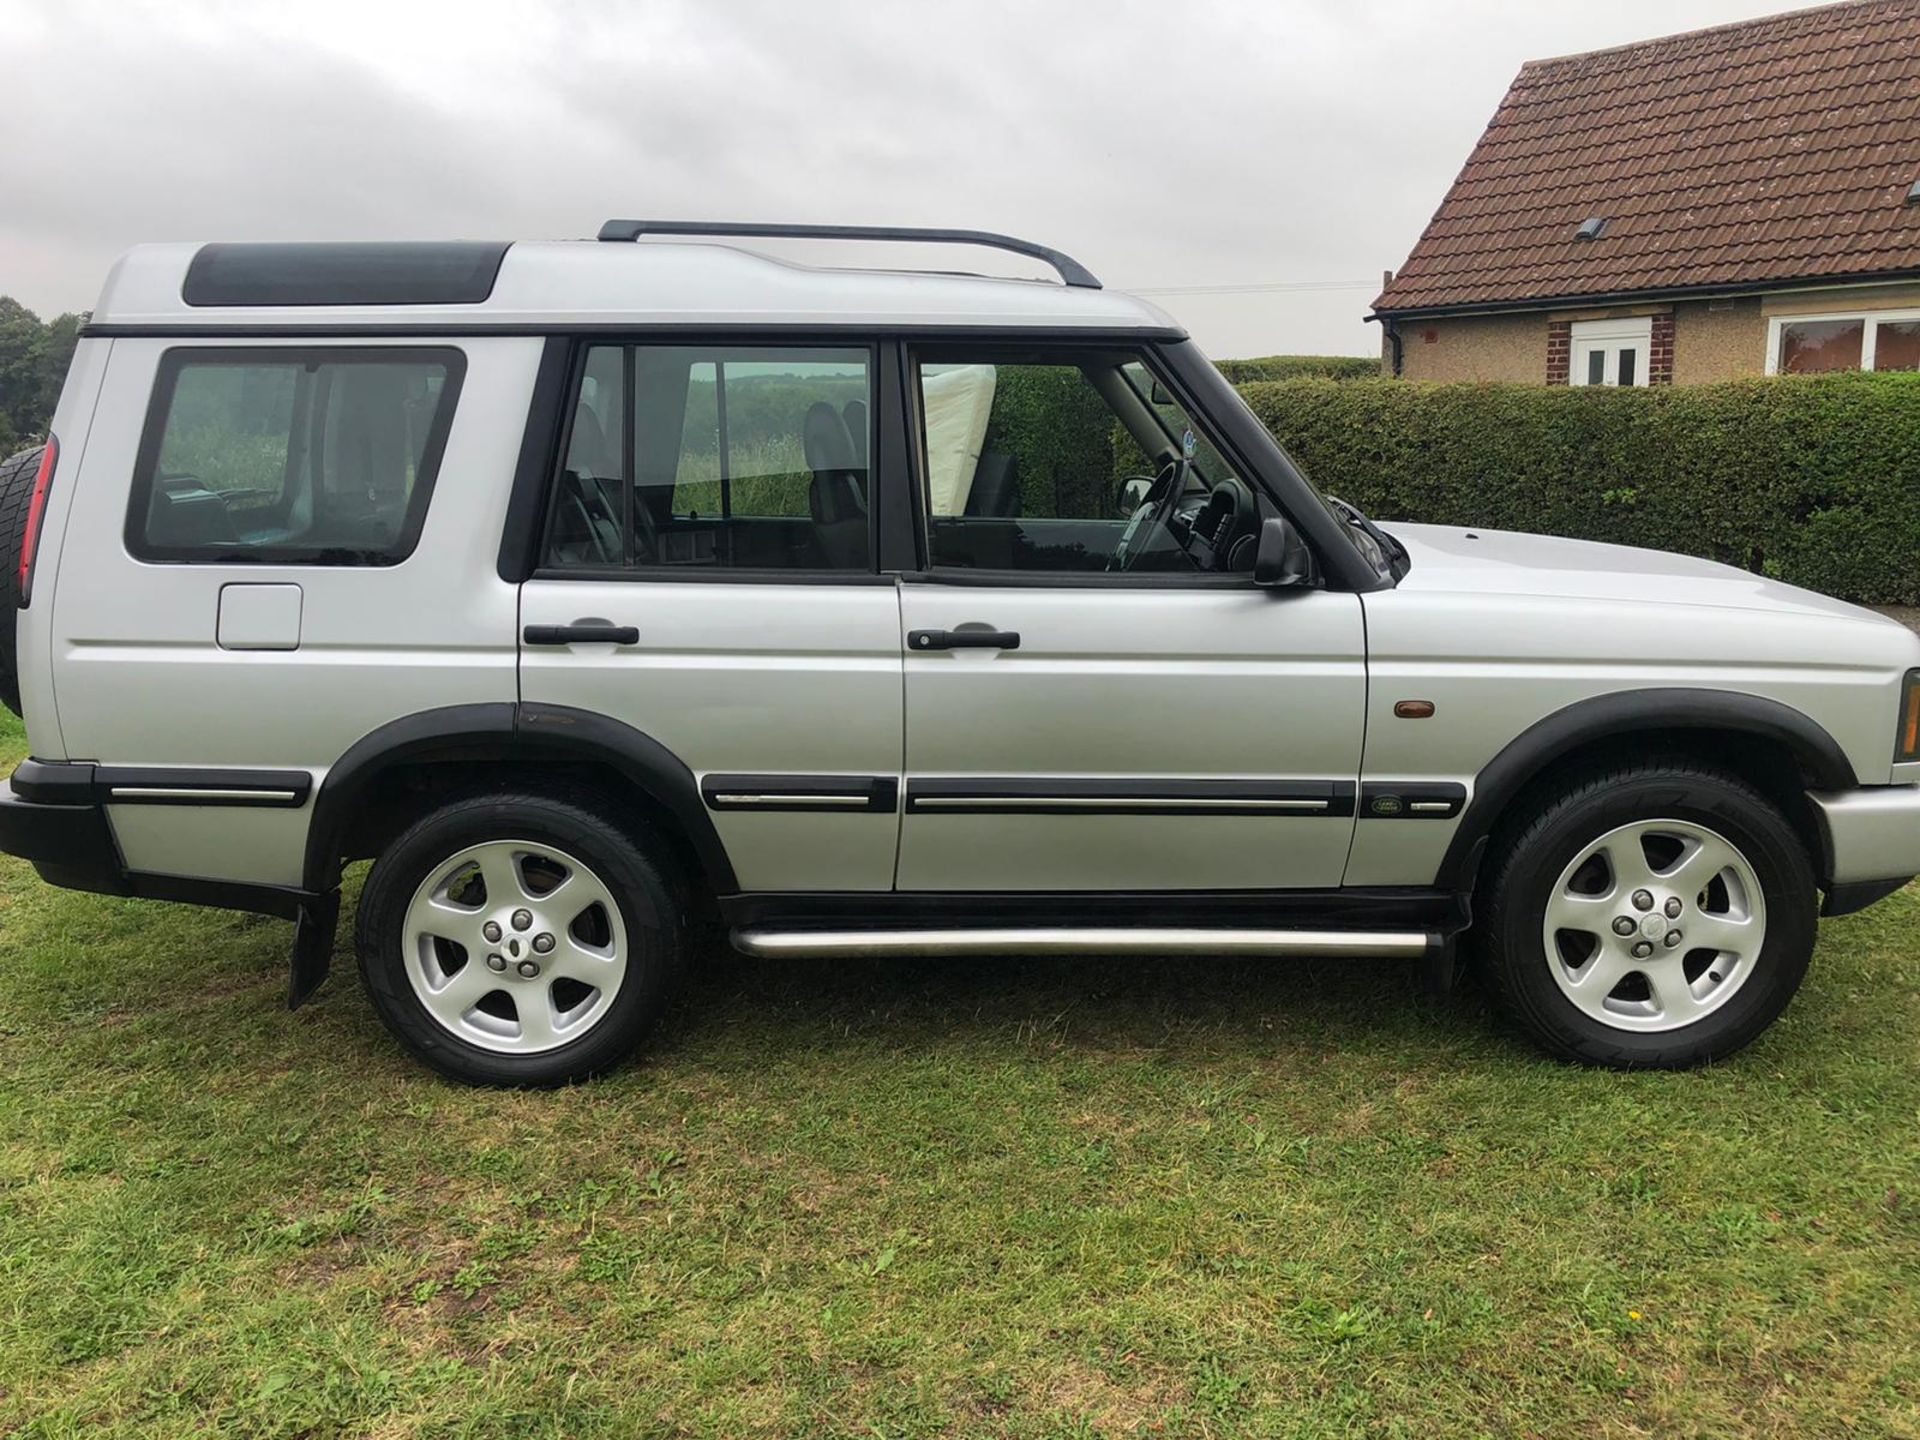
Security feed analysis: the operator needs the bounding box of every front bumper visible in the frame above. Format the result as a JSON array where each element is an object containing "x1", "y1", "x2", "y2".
[{"x1": 1809, "y1": 785, "x2": 1920, "y2": 914}]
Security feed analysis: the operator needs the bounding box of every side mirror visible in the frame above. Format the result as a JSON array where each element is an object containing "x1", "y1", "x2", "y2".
[
  {"x1": 1117, "y1": 476, "x2": 1152, "y2": 515},
  {"x1": 1253, "y1": 516, "x2": 1312, "y2": 588}
]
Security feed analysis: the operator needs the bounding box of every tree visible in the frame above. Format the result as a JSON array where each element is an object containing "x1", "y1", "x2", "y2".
[{"x1": 0, "y1": 297, "x2": 88, "y2": 453}]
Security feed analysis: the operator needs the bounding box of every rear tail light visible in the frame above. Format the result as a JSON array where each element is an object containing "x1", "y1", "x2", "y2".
[
  {"x1": 1897, "y1": 669, "x2": 1920, "y2": 763},
  {"x1": 17, "y1": 436, "x2": 58, "y2": 608}
]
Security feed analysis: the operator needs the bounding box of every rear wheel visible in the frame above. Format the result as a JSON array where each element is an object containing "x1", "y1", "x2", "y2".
[
  {"x1": 0, "y1": 444, "x2": 49, "y2": 716},
  {"x1": 1478, "y1": 761, "x2": 1816, "y2": 1067},
  {"x1": 355, "y1": 791, "x2": 684, "y2": 1086}
]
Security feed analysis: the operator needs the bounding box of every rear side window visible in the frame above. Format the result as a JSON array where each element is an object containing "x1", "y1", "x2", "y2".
[
  {"x1": 540, "y1": 343, "x2": 874, "y2": 573},
  {"x1": 128, "y1": 347, "x2": 464, "y2": 564}
]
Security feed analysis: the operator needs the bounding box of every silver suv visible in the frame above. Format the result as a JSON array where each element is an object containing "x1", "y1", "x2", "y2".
[{"x1": 2, "y1": 221, "x2": 1917, "y2": 1085}]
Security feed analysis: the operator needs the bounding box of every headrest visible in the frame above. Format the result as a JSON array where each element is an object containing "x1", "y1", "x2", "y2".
[
  {"x1": 842, "y1": 400, "x2": 869, "y2": 465},
  {"x1": 803, "y1": 400, "x2": 856, "y2": 472},
  {"x1": 566, "y1": 405, "x2": 610, "y2": 476}
]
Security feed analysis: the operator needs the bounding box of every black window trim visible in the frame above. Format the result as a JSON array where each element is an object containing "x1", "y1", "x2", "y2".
[
  {"x1": 126, "y1": 343, "x2": 467, "y2": 567},
  {"x1": 528, "y1": 563, "x2": 899, "y2": 588},
  {"x1": 532, "y1": 336, "x2": 885, "y2": 583},
  {"x1": 492, "y1": 326, "x2": 1384, "y2": 592}
]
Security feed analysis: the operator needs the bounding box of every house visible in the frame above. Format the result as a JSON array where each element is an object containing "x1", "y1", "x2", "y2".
[{"x1": 1370, "y1": 0, "x2": 1920, "y2": 385}]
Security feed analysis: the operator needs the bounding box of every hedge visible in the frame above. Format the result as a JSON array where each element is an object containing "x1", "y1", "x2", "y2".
[
  {"x1": 982, "y1": 365, "x2": 1120, "y2": 517},
  {"x1": 1239, "y1": 371, "x2": 1920, "y2": 606},
  {"x1": 1215, "y1": 354, "x2": 1380, "y2": 383}
]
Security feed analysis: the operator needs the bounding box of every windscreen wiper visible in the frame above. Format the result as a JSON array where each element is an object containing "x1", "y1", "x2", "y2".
[{"x1": 1327, "y1": 494, "x2": 1403, "y2": 572}]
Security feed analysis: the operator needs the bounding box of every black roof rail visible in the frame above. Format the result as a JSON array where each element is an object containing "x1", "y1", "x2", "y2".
[{"x1": 595, "y1": 219, "x2": 1102, "y2": 290}]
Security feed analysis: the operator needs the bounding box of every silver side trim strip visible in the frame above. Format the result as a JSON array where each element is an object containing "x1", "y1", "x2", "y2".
[
  {"x1": 709, "y1": 793, "x2": 877, "y2": 808},
  {"x1": 910, "y1": 796, "x2": 1330, "y2": 812},
  {"x1": 108, "y1": 786, "x2": 300, "y2": 803},
  {"x1": 1409, "y1": 801, "x2": 1455, "y2": 814},
  {"x1": 732, "y1": 926, "x2": 1430, "y2": 960}
]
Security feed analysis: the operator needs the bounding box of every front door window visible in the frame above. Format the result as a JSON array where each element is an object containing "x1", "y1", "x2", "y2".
[{"x1": 911, "y1": 347, "x2": 1263, "y2": 577}]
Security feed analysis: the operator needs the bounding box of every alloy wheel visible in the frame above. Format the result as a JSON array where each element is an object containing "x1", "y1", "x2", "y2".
[
  {"x1": 1541, "y1": 819, "x2": 1767, "y2": 1033},
  {"x1": 401, "y1": 838, "x2": 629, "y2": 1054}
]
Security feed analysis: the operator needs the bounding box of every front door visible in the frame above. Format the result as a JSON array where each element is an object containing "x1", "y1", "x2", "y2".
[
  {"x1": 518, "y1": 341, "x2": 903, "y2": 892},
  {"x1": 894, "y1": 346, "x2": 1366, "y2": 892}
]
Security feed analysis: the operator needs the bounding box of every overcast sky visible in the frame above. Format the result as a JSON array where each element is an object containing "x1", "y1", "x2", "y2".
[{"x1": 0, "y1": 0, "x2": 1842, "y2": 357}]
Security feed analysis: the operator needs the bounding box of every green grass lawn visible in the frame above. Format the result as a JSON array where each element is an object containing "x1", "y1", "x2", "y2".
[{"x1": 1, "y1": 708, "x2": 1917, "y2": 1439}]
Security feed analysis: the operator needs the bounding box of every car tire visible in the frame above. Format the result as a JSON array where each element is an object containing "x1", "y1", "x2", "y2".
[
  {"x1": 0, "y1": 444, "x2": 49, "y2": 717},
  {"x1": 355, "y1": 790, "x2": 685, "y2": 1086},
  {"x1": 1477, "y1": 759, "x2": 1816, "y2": 1068}
]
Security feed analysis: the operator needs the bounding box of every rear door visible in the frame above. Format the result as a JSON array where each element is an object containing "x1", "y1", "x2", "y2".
[
  {"x1": 516, "y1": 340, "x2": 904, "y2": 892},
  {"x1": 893, "y1": 344, "x2": 1367, "y2": 892}
]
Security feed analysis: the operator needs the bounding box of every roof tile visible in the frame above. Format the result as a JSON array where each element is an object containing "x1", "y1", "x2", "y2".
[{"x1": 1375, "y1": 0, "x2": 1920, "y2": 312}]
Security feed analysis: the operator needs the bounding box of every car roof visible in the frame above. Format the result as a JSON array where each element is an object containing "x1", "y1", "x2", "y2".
[{"x1": 87, "y1": 239, "x2": 1183, "y2": 336}]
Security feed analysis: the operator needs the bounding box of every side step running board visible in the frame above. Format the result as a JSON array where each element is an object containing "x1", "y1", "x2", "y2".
[{"x1": 731, "y1": 927, "x2": 1432, "y2": 960}]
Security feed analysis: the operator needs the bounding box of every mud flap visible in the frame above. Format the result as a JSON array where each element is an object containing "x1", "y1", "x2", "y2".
[
  {"x1": 289, "y1": 890, "x2": 340, "y2": 1009},
  {"x1": 1420, "y1": 932, "x2": 1457, "y2": 1000},
  {"x1": 1422, "y1": 892, "x2": 1473, "y2": 1001}
]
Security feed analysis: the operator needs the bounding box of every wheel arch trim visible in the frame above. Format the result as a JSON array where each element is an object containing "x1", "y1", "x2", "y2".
[
  {"x1": 1437, "y1": 687, "x2": 1856, "y2": 892},
  {"x1": 302, "y1": 702, "x2": 738, "y2": 894},
  {"x1": 513, "y1": 702, "x2": 739, "y2": 894}
]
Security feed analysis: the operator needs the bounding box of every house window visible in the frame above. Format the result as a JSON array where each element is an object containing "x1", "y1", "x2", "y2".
[
  {"x1": 1569, "y1": 318, "x2": 1651, "y2": 387},
  {"x1": 1873, "y1": 319, "x2": 1920, "y2": 371},
  {"x1": 1777, "y1": 318, "x2": 1864, "y2": 372},
  {"x1": 1768, "y1": 310, "x2": 1920, "y2": 374}
]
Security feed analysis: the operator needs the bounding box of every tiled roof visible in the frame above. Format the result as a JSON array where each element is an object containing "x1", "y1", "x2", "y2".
[{"x1": 1373, "y1": 0, "x2": 1920, "y2": 315}]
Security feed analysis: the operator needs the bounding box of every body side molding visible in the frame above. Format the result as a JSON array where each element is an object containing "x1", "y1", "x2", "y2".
[
  {"x1": 10, "y1": 758, "x2": 312, "y2": 807},
  {"x1": 904, "y1": 777, "x2": 1357, "y2": 817},
  {"x1": 702, "y1": 774, "x2": 898, "y2": 813}
]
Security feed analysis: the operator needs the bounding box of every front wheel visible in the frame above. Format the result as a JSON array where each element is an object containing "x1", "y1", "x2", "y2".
[
  {"x1": 1477, "y1": 761, "x2": 1817, "y2": 1068},
  {"x1": 355, "y1": 791, "x2": 684, "y2": 1086}
]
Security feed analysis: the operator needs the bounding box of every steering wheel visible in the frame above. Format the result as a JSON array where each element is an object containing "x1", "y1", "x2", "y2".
[{"x1": 1107, "y1": 458, "x2": 1185, "y2": 573}]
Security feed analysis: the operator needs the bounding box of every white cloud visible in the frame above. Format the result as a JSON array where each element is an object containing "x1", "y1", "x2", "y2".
[{"x1": 0, "y1": 0, "x2": 1845, "y2": 356}]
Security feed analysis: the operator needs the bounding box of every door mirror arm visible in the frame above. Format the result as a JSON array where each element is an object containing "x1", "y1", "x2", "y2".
[{"x1": 1252, "y1": 516, "x2": 1313, "y2": 588}]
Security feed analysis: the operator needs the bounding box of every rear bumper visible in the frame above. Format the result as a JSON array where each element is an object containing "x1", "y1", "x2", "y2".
[
  {"x1": 0, "y1": 787, "x2": 127, "y2": 894},
  {"x1": 0, "y1": 761, "x2": 318, "y2": 919},
  {"x1": 1809, "y1": 785, "x2": 1920, "y2": 915}
]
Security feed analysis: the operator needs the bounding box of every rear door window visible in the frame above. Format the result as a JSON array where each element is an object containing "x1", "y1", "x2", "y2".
[
  {"x1": 541, "y1": 344, "x2": 874, "y2": 574},
  {"x1": 128, "y1": 346, "x2": 464, "y2": 564}
]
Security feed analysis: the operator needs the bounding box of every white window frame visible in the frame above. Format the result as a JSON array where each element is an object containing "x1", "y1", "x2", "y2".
[
  {"x1": 1569, "y1": 317, "x2": 1652, "y2": 388},
  {"x1": 1765, "y1": 307, "x2": 1920, "y2": 375}
]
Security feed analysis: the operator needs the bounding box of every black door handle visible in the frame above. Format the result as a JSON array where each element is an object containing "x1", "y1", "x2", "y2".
[
  {"x1": 908, "y1": 629, "x2": 1021, "y2": 651},
  {"x1": 523, "y1": 622, "x2": 640, "y2": 646}
]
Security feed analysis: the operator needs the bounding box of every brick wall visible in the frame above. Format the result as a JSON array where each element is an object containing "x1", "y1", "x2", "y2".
[
  {"x1": 1649, "y1": 312, "x2": 1675, "y2": 385},
  {"x1": 1546, "y1": 320, "x2": 1571, "y2": 385}
]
